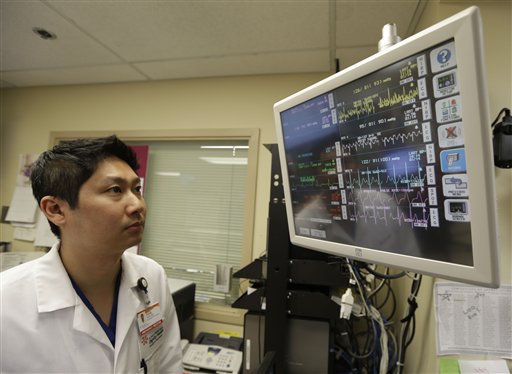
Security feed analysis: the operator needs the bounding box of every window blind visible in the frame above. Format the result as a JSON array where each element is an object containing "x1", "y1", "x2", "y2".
[{"x1": 138, "y1": 141, "x2": 248, "y2": 305}]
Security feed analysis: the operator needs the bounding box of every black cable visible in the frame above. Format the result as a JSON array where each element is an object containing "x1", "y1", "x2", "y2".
[
  {"x1": 399, "y1": 315, "x2": 417, "y2": 373},
  {"x1": 397, "y1": 318, "x2": 412, "y2": 374},
  {"x1": 376, "y1": 279, "x2": 398, "y2": 321},
  {"x1": 375, "y1": 279, "x2": 392, "y2": 309},
  {"x1": 386, "y1": 283, "x2": 398, "y2": 321},
  {"x1": 404, "y1": 315, "x2": 416, "y2": 350},
  {"x1": 360, "y1": 262, "x2": 407, "y2": 279},
  {"x1": 396, "y1": 275, "x2": 422, "y2": 374},
  {"x1": 257, "y1": 295, "x2": 265, "y2": 365}
]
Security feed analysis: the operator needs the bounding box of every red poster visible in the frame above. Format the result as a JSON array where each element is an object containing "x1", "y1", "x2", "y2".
[{"x1": 130, "y1": 145, "x2": 149, "y2": 180}]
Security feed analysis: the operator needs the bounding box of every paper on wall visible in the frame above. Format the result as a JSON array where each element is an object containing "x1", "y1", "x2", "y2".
[
  {"x1": 16, "y1": 153, "x2": 39, "y2": 187},
  {"x1": 34, "y1": 211, "x2": 58, "y2": 248},
  {"x1": 458, "y1": 359, "x2": 510, "y2": 374},
  {"x1": 434, "y1": 282, "x2": 512, "y2": 359},
  {"x1": 5, "y1": 186, "x2": 38, "y2": 224}
]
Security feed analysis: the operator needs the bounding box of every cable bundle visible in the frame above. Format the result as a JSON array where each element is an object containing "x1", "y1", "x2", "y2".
[{"x1": 332, "y1": 259, "x2": 422, "y2": 374}]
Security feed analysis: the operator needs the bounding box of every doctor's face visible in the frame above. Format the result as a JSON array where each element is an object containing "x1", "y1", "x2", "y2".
[{"x1": 66, "y1": 157, "x2": 146, "y2": 254}]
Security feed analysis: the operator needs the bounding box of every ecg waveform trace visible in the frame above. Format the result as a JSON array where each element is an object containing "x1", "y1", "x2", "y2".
[
  {"x1": 297, "y1": 158, "x2": 336, "y2": 172},
  {"x1": 338, "y1": 96, "x2": 376, "y2": 122},
  {"x1": 293, "y1": 174, "x2": 339, "y2": 189},
  {"x1": 344, "y1": 162, "x2": 426, "y2": 191},
  {"x1": 338, "y1": 84, "x2": 420, "y2": 124},
  {"x1": 349, "y1": 188, "x2": 429, "y2": 210},
  {"x1": 342, "y1": 160, "x2": 432, "y2": 227},
  {"x1": 377, "y1": 85, "x2": 419, "y2": 109},
  {"x1": 341, "y1": 127, "x2": 424, "y2": 156},
  {"x1": 346, "y1": 201, "x2": 431, "y2": 227}
]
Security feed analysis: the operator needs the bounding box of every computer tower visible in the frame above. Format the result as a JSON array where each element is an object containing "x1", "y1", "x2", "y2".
[
  {"x1": 167, "y1": 278, "x2": 195, "y2": 342},
  {"x1": 243, "y1": 313, "x2": 330, "y2": 374}
]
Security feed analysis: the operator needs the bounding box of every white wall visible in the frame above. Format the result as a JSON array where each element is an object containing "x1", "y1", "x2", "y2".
[
  {"x1": 0, "y1": 73, "x2": 325, "y2": 256},
  {"x1": 401, "y1": 1, "x2": 512, "y2": 373}
]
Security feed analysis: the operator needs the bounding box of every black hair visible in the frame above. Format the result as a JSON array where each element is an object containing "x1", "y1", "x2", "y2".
[{"x1": 30, "y1": 135, "x2": 139, "y2": 238}]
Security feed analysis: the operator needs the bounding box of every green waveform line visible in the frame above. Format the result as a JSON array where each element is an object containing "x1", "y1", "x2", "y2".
[
  {"x1": 296, "y1": 175, "x2": 338, "y2": 188},
  {"x1": 338, "y1": 84, "x2": 420, "y2": 123},
  {"x1": 299, "y1": 176, "x2": 316, "y2": 183},
  {"x1": 298, "y1": 160, "x2": 336, "y2": 170},
  {"x1": 338, "y1": 96, "x2": 376, "y2": 122},
  {"x1": 377, "y1": 86, "x2": 419, "y2": 109}
]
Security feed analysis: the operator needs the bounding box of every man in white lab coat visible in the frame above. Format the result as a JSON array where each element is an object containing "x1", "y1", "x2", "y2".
[{"x1": 0, "y1": 135, "x2": 184, "y2": 373}]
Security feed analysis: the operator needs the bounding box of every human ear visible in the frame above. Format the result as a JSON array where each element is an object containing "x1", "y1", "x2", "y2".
[{"x1": 39, "y1": 196, "x2": 67, "y2": 227}]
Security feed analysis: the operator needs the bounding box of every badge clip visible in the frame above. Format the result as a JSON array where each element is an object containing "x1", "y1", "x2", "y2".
[{"x1": 137, "y1": 277, "x2": 151, "y2": 305}]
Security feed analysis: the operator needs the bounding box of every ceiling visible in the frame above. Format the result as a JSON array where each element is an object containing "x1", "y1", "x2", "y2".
[{"x1": 0, "y1": 0, "x2": 426, "y2": 89}]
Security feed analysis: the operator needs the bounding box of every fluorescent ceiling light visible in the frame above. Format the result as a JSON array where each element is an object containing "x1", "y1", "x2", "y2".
[
  {"x1": 200, "y1": 146, "x2": 249, "y2": 149},
  {"x1": 199, "y1": 157, "x2": 248, "y2": 165},
  {"x1": 155, "y1": 171, "x2": 181, "y2": 177}
]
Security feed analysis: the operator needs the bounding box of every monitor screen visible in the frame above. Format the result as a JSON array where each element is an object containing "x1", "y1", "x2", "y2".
[{"x1": 274, "y1": 6, "x2": 500, "y2": 287}]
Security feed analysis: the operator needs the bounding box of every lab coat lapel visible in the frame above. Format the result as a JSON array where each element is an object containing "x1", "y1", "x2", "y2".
[
  {"x1": 114, "y1": 253, "x2": 144, "y2": 355},
  {"x1": 72, "y1": 302, "x2": 113, "y2": 347},
  {"x1": 34, "y1": 243, "x2": 113, "y2": 348}
]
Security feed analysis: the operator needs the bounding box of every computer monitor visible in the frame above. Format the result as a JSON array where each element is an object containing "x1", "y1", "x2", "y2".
[{"x1": 273, "y1": 6, "x2": 500, "y2": 287}]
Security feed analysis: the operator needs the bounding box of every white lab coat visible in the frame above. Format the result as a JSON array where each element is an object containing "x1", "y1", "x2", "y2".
[{"x1": 0, "y1": 243, "x2": 184, "y2": 373}]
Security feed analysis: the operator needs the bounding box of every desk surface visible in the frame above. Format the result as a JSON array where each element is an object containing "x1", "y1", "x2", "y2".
[{"x1": 168, "y1": 277, "x2": 195, "y2": 294}]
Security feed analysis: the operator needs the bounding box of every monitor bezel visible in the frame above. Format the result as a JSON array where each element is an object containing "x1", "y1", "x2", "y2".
[{"x1": 273, "y1": 6, "x2": 500, "y2": 287}]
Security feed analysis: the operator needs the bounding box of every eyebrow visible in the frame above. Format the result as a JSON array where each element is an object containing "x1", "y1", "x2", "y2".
[{"x1": 102, "y1": 176, "x2": 142, "y2": 186}]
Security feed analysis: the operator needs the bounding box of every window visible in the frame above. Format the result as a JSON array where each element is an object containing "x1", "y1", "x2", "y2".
[{"x1": 135, "y1": 140, "x2": 248, "y2": 305}]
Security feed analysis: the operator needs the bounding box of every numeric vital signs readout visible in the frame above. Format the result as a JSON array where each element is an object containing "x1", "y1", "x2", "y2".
[{"x1": 280, "y1": 39, "x2": 472, "y2": 265}]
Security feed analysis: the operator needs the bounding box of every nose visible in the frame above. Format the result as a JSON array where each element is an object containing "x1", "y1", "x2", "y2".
[{"x1": 127, "y1": 191, "x2": 146, "y2": 216}]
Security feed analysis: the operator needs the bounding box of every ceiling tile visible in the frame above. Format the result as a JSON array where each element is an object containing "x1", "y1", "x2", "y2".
[
  {"x1": 336, "y1": 46, "x2": 380, "y2": 70},
  {"x1": 0, "y1": 1, "x2": 122, "y2": 71},
  {"x1": 1, "y1": 64, "x2": 147, "y2": 87},
  {"x1": 0, "y1": 0, "x2": 423, "y2": 87},
  {"x1": 335, "y1": 1, "x2": 420, "y2": 48},
  {"x1": 48, "y1": 0, "x2": 330, "y2": 62},
  {"x1": 137, "y1": 49, "x2": 331, "y2": 80}
]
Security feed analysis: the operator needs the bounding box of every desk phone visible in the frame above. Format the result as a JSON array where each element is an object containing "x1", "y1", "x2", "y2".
[{"x1": 183, "y1": 343, "x2": 242, "y2": 373}]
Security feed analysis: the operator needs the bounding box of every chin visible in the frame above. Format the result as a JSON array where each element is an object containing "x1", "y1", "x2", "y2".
[
  {"x1": 124, "y1": 238, "x2": 143, "y2": 252},
  {"x1": 122, "y1": 246, "x2": 140, "y2": 254}
]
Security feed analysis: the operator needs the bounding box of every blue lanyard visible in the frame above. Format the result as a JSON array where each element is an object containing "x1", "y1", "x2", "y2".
[{"x1": 70, "y1": 272, "x2": 121, "y2": 347}]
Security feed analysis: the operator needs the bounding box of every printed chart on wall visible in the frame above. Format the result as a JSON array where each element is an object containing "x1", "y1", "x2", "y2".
[{"x1": 434, "y1": 282, "x2": 512, "y2": 358}]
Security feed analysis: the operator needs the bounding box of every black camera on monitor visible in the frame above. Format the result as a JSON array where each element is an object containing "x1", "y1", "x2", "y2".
[{"x1": 492, "y1": 108, "x2": 512, "y2": 169}]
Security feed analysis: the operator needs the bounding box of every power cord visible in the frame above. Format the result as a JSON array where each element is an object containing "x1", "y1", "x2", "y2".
[{"x1": 396, "y1": 274, "x2": 422, "y2": 374}]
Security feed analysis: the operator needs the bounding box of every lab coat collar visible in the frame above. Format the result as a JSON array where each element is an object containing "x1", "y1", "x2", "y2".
[
  {"x1": 120, "y1": 251, "x2": 143, "y2": 291},
  {"x1": 34, "y1": 243, "x2": 142, "y2": 313},
  {"x1": 34, "y1": 242, "x2": 77, "y2": 313},
  {"x1": 34, "y1": 242, "x2": 113, "y2": 347},
  {"x1": 34, "y1": 242, "x2": 145, "y2": 351}
]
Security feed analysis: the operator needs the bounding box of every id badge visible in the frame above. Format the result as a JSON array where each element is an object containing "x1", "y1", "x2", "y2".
[{"x1": 136, "y1": 303, "x2": 164, "y2": 359}]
